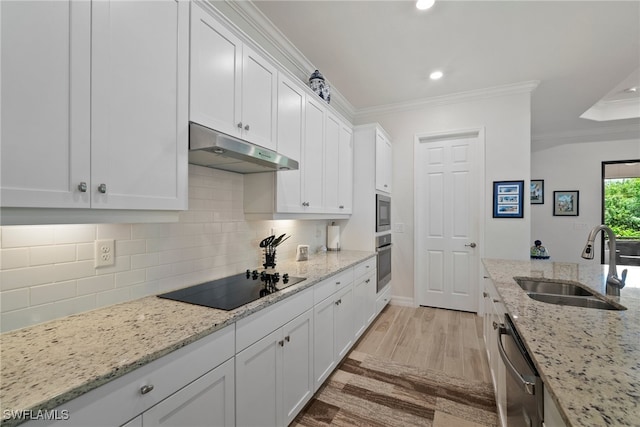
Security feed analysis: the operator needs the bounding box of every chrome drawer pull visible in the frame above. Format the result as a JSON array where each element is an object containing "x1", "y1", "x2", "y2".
[{"x1": 140, "y1": 385, "x2": 154, "y2": 395}]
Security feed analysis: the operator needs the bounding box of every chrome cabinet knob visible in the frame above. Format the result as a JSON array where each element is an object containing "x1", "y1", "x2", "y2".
[
  {"x1": 339, "y1": 205, "x2": 344, "y2": 209},
  {"x1": 244, "y1": 124, "x2": 250, "y2": 131},
  {"x1": 140, "y1": 385, "x2": 154, "y2": 395},
  {"x1": 285, "y1": 335, "x2": 290, "y2": 342},
  {"x1": 278, "y1": 340, "x2": 284, "y2": 347},
  {"x1": 237, "y1": 122, "x2": 243, "y2": 129},
  {"x1": 483, "y1": 292, "x2": 489, "y2": 298},
  {"x1": 98, "y1": 184, "x2": 107, "y2": 194},
  {"x1": 465, "y1": 242, "x2": 477, "y2": 248},
  {"x1": 78, "y1": 182, "x2": 87, "y2": 192}
]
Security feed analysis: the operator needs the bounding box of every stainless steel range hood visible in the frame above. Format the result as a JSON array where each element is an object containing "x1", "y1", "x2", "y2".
[{"x1": 189, "y1": 122, "x2": 299, "y2": 174}]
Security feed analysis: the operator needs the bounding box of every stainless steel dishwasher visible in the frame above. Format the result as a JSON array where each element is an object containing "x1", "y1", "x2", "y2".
[{"x1": 497, "y1": 314, "x2": 544, "y2": 427}]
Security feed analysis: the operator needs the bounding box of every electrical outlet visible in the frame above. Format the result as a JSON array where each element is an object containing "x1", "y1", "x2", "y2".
[{"x1": 95, "y1": 239, "x2": 115, "y2": 268}]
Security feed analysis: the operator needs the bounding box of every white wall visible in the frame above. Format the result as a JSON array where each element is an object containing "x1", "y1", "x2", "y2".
[
  {"x1": 0, "y1": 165, "x2": 329, "y2": 332},
  {"x1": 354, "y1": 92, "x2": 532, "y2": 303},
  {"x1": 531, "y1": 138, "x2": 640, "y2": 264}
]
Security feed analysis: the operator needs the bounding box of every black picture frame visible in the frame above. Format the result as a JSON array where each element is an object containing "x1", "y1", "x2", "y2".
[
  {"x1": 530, "y1": 179, "x2": 544, "y2": 204},
  {"x1": 493, "y1": 180, "x2": 524, "y2": 218},
  {"x1": 553, "y1": 191, "x2": 579, "y2": 216}
]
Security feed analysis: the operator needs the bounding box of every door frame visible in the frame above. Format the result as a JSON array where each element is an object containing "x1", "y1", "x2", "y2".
[{"x1": 413, "y1": 127, "x2": 486, "y2": 312}]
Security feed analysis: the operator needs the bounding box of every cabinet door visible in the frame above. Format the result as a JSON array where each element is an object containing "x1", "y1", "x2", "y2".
[
  {"x1": 302, "y1": 97, "x2": 325, "y2": 212},
  {"x1": 275, "y1": 75, "x2": 305, "y2": 213},
  {"x1": 241, "y1": 46, "x2": 278, "y2": 150},
  {"x1": 190, "y1": 3, "x2": 242, "y2": 139},
  {"x1": 91, "y1": 0, "x2": 188, "y2": 210},
  {"x1": 375, "y1": 131, "x2": 392, "y2": 193},
  {"x1": 235, "y1": 329, "x2": 282, "y2": 427},
  {"x1": 142, "y1": 358, "x2": 235, "y2": 427},
  {"x1": 365, "y1": 272, "x2": 377, "y2": 326},
  {"x1": 282, "y1": 310, "x2": 314, "y2": 426},
  {"x1": 323, "y1": 112, "x2": 341, "y2": 213},
  {"x1": 1, "y1": 0, "x2": 91, "y2": 208},
  {"x1": 338, "y1": 123, "x2": 354, "y2": 214},
  {"x1": 353, "y1": 275, "x2": 368, "y2": 339},
  {"x1": 313, "y1": 296, "x2": 336, "y2": 390},
  {"x1": 334, "y1": 285, "x2": 355, "y2": 361}
]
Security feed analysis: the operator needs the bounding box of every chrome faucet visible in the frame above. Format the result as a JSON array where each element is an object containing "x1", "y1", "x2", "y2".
[{"x1": 581, "y1": 225, "x2": 627, "y2": 296}]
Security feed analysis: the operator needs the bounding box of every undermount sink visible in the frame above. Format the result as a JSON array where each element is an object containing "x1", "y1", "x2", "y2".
[
  {"x1": 513, "y1": 276, "x2": 626, "y2": 311},
  {"x1": 514, "y1": 277, "x2": 595, "y2": 296},
  {"x1": 526, "y1": 292, "x2": 625, "y2": 311}
]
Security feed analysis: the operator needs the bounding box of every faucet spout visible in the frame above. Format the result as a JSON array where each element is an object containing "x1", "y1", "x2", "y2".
[{"x1": 581, "y1": 225, "x2": 627, "y2": 296}]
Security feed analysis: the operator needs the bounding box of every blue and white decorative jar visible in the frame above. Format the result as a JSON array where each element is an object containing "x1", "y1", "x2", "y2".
[{"x1": 309, "y1": 69, "x2": 331, "y2": 103}]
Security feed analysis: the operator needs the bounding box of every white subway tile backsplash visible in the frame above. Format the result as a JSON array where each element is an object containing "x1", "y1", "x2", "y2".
[
  {"x1": 0, "y1": 265, "x2": 55, "y2": 291},
  {"x1": 30, "y1": 281, "x2": 77, "y2": 306},
  {"x1": 54, "y1": 260, "x2": 96, "y2": 283},
  {"x1": 115, "y1": 269, "x2": 146, "y2": 288},
  {"x1": 96, "y1": 288, "x2": 130, "y2": 308},
  {"x1": 0, "y1": 288, "x2": 30, "y2": 312},
  {"x1": 0, "y1": 165, "x2": 329, "y2": 332},
  {"x1": 77, "y1": 274, "x2": 114, "y2": 296},
  {"x1": 0, "y1": 248, "x2": 30, "y2": 269},
  {"x1": 2, "y1": 225, "x2": 55, "y2": 248},
  {"x1": 30, "y1": 245, "x2": 76, "y2": 266},
  {"x1": 53, "y1": 224, "x2": 95, "y2": 244}
]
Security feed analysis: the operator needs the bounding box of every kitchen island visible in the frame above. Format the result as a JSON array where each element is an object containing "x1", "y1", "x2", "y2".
[
  {"x1": 0, "y1": 250, "x2": 376, "y2": 426},
  {"x1": 483, "y1": 259, "x2": 640, "y2": 427}
]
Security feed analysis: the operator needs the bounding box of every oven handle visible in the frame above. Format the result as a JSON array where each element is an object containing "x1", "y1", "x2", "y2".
[
  {"x1": 376, "y1": 243, "x2": 392, "y2": 252},
  {"x1": 497, "y1": 324, "x2": 537, "y2": 395}
]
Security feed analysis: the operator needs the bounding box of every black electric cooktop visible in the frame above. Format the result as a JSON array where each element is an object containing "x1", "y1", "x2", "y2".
[{"x1": 158, "y1": 270, "x2": 306, "y2": 311}]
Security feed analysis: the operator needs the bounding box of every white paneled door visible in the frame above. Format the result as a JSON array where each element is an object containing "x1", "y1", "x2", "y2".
[{"x1": 415, "y1": 131, "x2": 483, "y2": 312}]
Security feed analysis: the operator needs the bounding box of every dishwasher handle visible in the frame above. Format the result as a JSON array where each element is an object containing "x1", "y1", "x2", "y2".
[{"x1": 497, "y1": 325, "x2": 537, "y2": 395}]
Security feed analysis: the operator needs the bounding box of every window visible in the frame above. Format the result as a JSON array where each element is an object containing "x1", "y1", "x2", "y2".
[{"x1": 602, "y1": 160, "x2": 640, "y2": 266}]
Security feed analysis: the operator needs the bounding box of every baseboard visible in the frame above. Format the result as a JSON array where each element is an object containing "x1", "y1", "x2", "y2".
[{"x1": 390, "y1": 295, "x2": 416, "y2": 307}]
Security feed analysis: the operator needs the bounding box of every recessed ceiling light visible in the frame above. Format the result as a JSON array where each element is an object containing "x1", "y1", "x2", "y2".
[
  {"x1": 429, "y1": 70, "x2": 443, "y2": 80},
  {"x1": 624, "y1": 86, "x2": 638, "y2": 93},
  {"x1": 416, "y1": 0, "x2": 435, "y2": 10}
]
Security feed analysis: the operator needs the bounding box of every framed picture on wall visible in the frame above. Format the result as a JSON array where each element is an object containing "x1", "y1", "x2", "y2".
[
  {"x1": 493, "y1": 180, "x2": 524, "y2": 218},
  {"x1": 553, "y1": 191, "x2": 579, "y2": 216},
  {"x1": 530, "y1": 179, "x2": 544, "y2": 204}
]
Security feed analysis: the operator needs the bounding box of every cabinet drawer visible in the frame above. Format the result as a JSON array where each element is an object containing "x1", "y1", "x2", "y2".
[
  {"x1": 313, "y1": 268, "x2": 354, "y2": 304},
  {"x1": 354, "y1": 257, "x2": 376, "y2": 280},
  {"x1": 30, "y1": 325, "x2": 235, "y2": 427},
  {"x1": 376, "y1": 286, "x2": 391, "y2": 314},
  {"x1": 236, "y1": 287, "x2": 313, "y2": 353}
]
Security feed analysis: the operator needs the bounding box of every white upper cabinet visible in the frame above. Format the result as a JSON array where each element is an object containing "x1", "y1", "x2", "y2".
[
  {"x1": 375, "y1": 130, "x2": 393, "y2": 194},
  {"x1": 1, "y1": 0, "x2": 91, "y2": 208},
  {"x1": 323, "y1": 112, "x2": 341, "y2": 214},
  {"x1": 338, "y1": 122, "x2": 354, "y2": 214},
  {"x1": 1, "y1": 0, "x2": 189, "y2": 210},
  {"x1": 190, "y1": 3, "x2": 277, "y2": 151},
  {"x1": 302, "y1": 96, "x2": 325, "y2": 212},
  {"x1": 275, "y1": 75, "x2": 306, "y2": 213},
  {"x1": 91, "y1": 0, "x2": 188, "y2": 210}
]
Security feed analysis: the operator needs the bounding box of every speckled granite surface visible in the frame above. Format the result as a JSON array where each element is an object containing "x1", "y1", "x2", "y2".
[
  {"x1": 0, "y1": 250, "x2": 375, "y2": 426},
  {"x1": 483, "y1": 259, "x2": 640, "y2": 427}
]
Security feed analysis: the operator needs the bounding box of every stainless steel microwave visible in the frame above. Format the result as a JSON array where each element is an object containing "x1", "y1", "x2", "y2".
[{"x1": 376, "y1": 194, "x2": 391, "y2": 232}]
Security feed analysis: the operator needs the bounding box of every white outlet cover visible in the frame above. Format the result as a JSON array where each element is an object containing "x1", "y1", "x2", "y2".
[{"x1": 95, "y1": 239, "x2": 115, "y2": 268}]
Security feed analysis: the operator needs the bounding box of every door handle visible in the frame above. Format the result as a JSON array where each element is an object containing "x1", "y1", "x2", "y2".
[{"x1": 465, "y1": 242, "x2": 477, "y2": 248}]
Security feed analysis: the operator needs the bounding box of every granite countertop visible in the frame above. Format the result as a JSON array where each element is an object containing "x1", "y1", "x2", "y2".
[
  {"x1": 482, "y1": 258, "x2": 640, "y2": 427},
  {"x1": 0, "y1": 250, "x2": 375, "y2": 426}
]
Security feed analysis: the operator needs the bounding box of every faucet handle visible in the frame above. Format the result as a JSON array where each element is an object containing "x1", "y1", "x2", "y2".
[{"x1": 620, "y1": 269, "x2": 628, "y2": 288}]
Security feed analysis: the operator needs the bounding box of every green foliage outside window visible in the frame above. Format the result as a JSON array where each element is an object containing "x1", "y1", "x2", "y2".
[{"x1": 604, "y1": 178, "x2": 640, "y2": 238}]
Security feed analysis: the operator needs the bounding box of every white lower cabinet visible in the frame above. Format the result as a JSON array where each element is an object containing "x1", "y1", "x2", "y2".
[
  {"x1": 142, "y1": 358, "x2": 235, "y2": 426},
  {"x1": 483, "y1": 276, "x2": 507, "y2": 427},
  {"x1": 354, "y1": 269, "x2": 376, "y2": 339},
  {"x1": 334, "y1": 285, "x2": 355, "y2": 361},
  {"x1": 235, "y1": 309, "x2": 313, "y2": 427}
]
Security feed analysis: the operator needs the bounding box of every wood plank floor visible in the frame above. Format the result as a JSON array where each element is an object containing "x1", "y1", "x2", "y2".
[
  {"x1": 353, "y1": 305, "x2": 491, "y2": 384},
  {"x1": 292, "y1": 305, "x2": 496, "y2": 426}
]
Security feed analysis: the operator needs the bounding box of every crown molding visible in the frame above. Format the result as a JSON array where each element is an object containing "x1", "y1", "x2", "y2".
[
  {"x1": 353, "y1": 81, "x2": 541, "y2": 120},
  {"x1": 580, "y1": 97, "x2": 640, "y2": 122},
  {"x1": 532, "y1": 122, "x2": 640, "y2": 151},
  {"x1": 224, "y1": 0, "x2": 356, "y2": 120}
]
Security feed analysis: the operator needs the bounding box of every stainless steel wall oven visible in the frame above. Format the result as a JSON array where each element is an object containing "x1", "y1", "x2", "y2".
[{"x1": 376, "y1": 233, "x2": 391, "y2": 293}]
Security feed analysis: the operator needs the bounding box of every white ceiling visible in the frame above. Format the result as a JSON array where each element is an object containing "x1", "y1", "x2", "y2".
[{"x1": 252, "y1": 0, "x2": 640, "y2": 149}]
